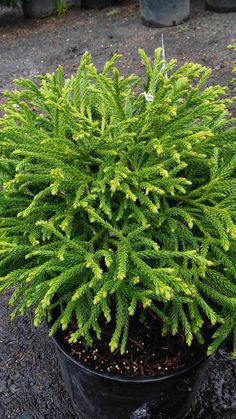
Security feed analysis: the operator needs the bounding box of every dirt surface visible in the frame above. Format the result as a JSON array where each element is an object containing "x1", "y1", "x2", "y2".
[
  {"x1": 0, "y1": 1, "x2": 236, "y2": 418},
  {"x1": 0, "y1": 0, "x2": 236, "y2": 92}
]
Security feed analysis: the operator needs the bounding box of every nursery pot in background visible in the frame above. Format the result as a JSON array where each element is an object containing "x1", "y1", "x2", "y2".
[
  {"x1": 22, "y1": 0, "x2": 81, "y2": 19},
  {"x1": 139, "y1": 0, "x2": 190, "y2": 27},
  {"x1": 205, "y1": 0, "x2": 236, "y2": 12},
  {"x1": 52, "y1": 332, "x2": 209, "y2": 419},
  {"x1": 82, "y1": 0, "x2": 119, "y2": 9},
  {"x1": 22, "y1": 0, "x2": 56, "y2": 18}
]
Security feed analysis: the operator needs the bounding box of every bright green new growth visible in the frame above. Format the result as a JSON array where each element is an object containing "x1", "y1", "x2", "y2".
[{"x1": 0, "y1": 49, "x2": 236, "y2": 356}]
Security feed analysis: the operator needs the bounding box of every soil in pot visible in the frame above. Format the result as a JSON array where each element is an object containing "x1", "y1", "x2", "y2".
[{"x1": 60, "y1": 308, "x2": 207, "y2": 377}]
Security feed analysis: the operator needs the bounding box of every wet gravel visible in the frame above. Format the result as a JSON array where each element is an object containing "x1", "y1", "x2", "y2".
[
  {"x1": 0, "y1": 0, "x2": 236, "y2": 418},
  {"x1": 0, "y1": 292, "x2": 76, "y2": 419}
]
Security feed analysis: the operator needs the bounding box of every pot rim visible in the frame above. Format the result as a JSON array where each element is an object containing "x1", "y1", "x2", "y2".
[{"x1": 51, "y1": 330, "x2": 209, "y2": 383}]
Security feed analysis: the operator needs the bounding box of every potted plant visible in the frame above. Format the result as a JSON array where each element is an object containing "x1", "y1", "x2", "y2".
[
  {"x1": 0, "y1": 0, "x2": 19, "y2": 6},
  {"x1": 0, "y1": 49, "x2": 235, "y2": 418},
  {"x1": 21, "y1": 0, "x2": 57, "y2": 18},
  {"x1": 0, "y1": 0, "x2": 79, "y2": 17},
  {"x1": 139, "y1": 0, "x2": 190, "y2": 27},
  {"x1": 21, "y1": 0, "x2": 81, "y2": 19}
]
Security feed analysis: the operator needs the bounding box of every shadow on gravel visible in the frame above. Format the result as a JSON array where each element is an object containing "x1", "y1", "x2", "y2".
[{"x1": 0, "y1": 8, "x2": 37, "y2": 31}]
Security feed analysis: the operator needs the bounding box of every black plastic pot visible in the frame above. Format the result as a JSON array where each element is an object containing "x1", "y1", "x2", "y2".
[
  {"x1": 82, "y1": 0, "x2": 119, "y2": 10},
  {"x1": 205, "y1": 0, "x2": 236, "y2": 12},
  {"x1": 51, "y1": 332, "x2": 209, "y2": 419},
  {"x1": 139, "y1": 0, "x2": 190, "y2": 27},
  {"x1": 22, "y1": 0, "x2": 56, "y2": 18}
]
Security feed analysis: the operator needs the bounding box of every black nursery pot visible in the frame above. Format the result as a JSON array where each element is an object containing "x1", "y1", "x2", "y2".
[
  {"x1": 22, "y1": 0, "x2": 81, "y2": 19},
  {"x1": 22, "y1": 0, "x2": 56, "y2": 19},
  {"x1": 82, "y1": 0, "x2": 119, "y2": 10},
  {"x1": 51, "y1": 332, "x2": 209, "y2": 419},
  {"x1": 139, "y1": 0, "x2": 190, "y2": 27},
  {"x1": 205, "y1": 0, "x2": 236, "y2": 12}
]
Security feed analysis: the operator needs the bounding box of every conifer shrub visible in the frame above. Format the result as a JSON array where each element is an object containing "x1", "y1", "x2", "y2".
[{"x1": 0, "y1": 49, "x2": 236, "y2": 356}]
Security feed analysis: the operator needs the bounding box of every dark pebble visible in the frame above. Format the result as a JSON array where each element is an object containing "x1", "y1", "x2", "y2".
[
  {"x1": 0, "y1": 403, "x2": 5, "y2": 418},
  {"x1": 71, "y1": 46, "x2": 78, "y2": 53},
  {"x1": 9, "y1": 384, "x2": 17, "y2": 394}
]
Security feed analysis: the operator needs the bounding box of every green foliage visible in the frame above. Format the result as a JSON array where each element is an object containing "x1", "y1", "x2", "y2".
[
  {"x1": 0, "y1": 49, "x2": 236, "y2": 356},
  {"x1": 55, "y1": 0, "x2": 68, "y2": 15}
]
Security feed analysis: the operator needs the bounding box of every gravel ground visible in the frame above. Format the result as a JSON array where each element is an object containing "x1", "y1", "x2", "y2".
[
  {"x1": 0, "y1": 1, "x2": 236, "y2": 418},
  {"x1": 0, "y1": 0, "x2": 236, "y2": 90}
]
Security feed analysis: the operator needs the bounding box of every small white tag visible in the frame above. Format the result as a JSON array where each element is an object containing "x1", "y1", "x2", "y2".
[{"x1": 143, "y1": 92, "x2": 154, "y2": 102}]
